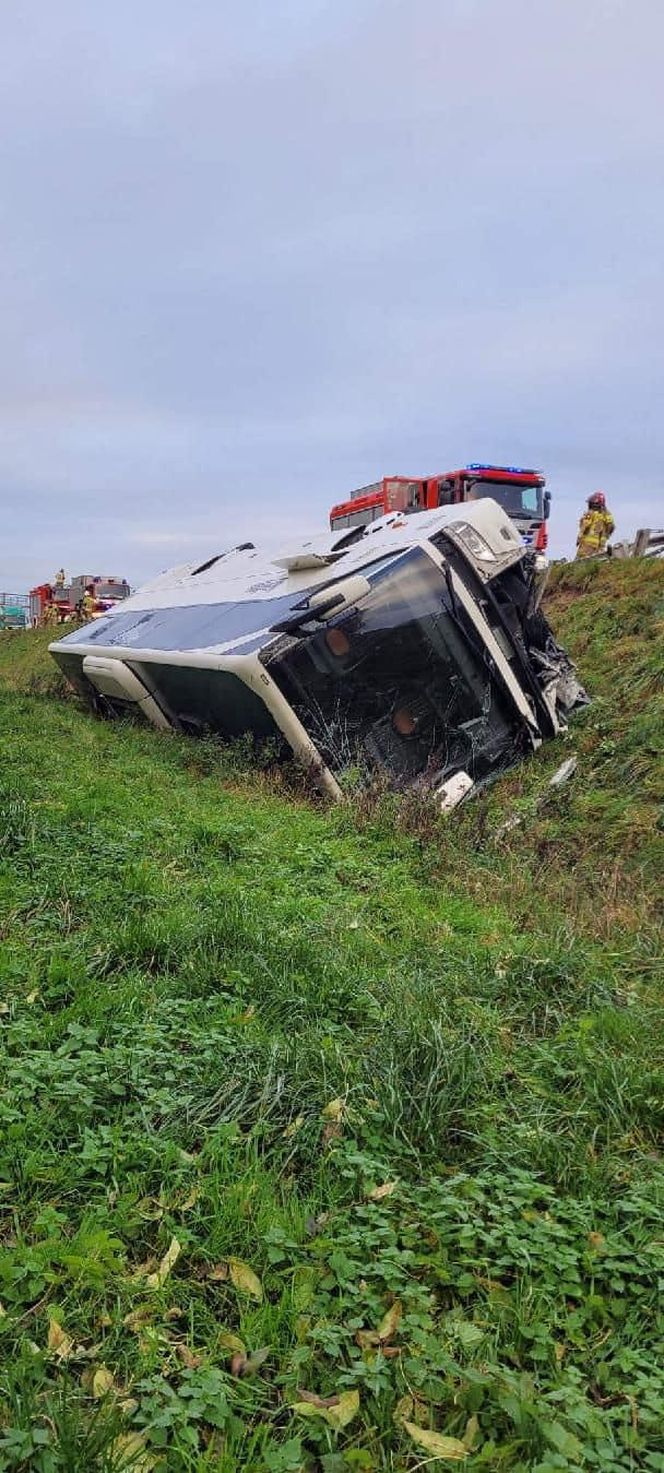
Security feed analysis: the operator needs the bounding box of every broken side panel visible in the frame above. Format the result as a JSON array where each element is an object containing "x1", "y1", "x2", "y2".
[{"x1": 433, "y1": 533, "x2": 590, "y2": 739}]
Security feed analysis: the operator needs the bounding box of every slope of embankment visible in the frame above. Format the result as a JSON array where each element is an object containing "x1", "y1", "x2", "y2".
[{"x1": 0, "y1": 561, "x2": 662, "y2": 1470}]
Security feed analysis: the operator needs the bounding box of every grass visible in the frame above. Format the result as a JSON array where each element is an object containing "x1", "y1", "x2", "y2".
[{"x1": 0, "y1": 560, "x2": 663, "y2": 1472}]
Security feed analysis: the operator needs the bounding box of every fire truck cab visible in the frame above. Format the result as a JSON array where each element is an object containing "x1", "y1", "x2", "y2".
[
  {"x1": 69, "y1": 575, "x2": 131, "y2": 613},
  {"x1": 330, "y1": 465, "x2": 551, "y2": 556}
]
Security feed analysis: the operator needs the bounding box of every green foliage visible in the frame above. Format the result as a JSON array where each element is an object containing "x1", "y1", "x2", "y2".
[{"x1": 0, "y1": 562, "x2": 662, "y2": 1469}]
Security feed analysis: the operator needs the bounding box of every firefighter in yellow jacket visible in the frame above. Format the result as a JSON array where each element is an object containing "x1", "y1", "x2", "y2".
[
  {"x1": 576, "y1": 492, "x2": 615, "y2": 560},
  {"x1": 82, "y1": 586, "x2": 97, "y2": 621}
]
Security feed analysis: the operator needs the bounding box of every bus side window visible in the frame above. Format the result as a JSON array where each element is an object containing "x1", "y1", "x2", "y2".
[{"x1": 437, "y1": 479, "x2": 454, "y2": 506}]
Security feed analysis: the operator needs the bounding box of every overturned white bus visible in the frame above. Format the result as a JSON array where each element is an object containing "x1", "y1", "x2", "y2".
[{"x1": 50, "y1": 500, "x2": 587, "y2": 804}]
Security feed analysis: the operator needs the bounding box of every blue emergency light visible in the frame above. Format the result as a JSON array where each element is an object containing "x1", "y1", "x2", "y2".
[{"x1": 466, "y1": 463, "x2": 538, "y2": 475}]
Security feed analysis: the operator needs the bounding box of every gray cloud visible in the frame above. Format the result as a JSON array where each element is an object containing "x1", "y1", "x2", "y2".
[{"x1": 2, "y1": 0, "x2": 663, "y2": 589}]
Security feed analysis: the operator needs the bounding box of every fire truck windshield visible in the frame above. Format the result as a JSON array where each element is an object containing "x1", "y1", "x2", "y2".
[
  {"x1": 94, "y1": 581, "x2": 126, "y2": 600},
  {"x1": 467, "y1": 479, "x2": 542, "y2": 519}
]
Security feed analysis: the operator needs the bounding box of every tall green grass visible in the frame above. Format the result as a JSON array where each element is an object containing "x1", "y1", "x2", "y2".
[{"x1": 0, "y1": 561, "x2": 662, "y2": 1471}]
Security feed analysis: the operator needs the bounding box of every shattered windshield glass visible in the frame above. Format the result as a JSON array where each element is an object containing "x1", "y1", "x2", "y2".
[{"x1": 264, "y1": 547, "x2": 518, "y2": 785}]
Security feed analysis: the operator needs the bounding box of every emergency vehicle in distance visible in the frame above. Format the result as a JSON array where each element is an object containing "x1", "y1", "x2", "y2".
[
  {"x1": 329, "y1": 464, "x2": 551, "y2": 556},
  {"x1": 29, "y1": 574, "x2": 131, "y2": 627}
]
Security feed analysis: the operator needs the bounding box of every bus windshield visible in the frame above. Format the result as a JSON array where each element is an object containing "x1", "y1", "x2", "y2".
[
  {"x1": 264, "y1": 546, "x2": 516, "y2": 785},
  {"x1": 466, "y1": 479, "x2": 543, "y2": 519}
]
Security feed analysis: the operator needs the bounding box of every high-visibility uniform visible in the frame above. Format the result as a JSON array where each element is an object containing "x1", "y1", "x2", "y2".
[
  {"x1": 55, "y1": 569, "x2": 65, "y2": 588},
  {"x1": 42, "y1": 603, "x2": 59, "y2": 626},
  {"x1": 82, "y1": 593, "x2": 96, "y2": 620},
  {"x1": 576, "y1": 508, "x2": 615, "y2": 560}
]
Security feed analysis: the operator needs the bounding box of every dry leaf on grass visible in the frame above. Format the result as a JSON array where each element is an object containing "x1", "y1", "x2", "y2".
[
  {"x1": 228, "y1": 1258, "x2": 263, "y2": 1300},
  {"x1": 283, "y1": 1115, "x2": 305, "y2": 1139},
  {"x1": 295, "y1": 1388, "x2": 340, "y2": 1410},
  {"x1": 293, "y1": 1388, "x2": 360, "y2": 1431},
  {"x1": 129, "y1": 1257, "x2": 158, "y2": 1283},
  {"x1": 92, "y1": 1365, "x2": 116, "y2": 1398},
  {"x1": 175, "y1": 1343, "x2": 202, "y2": 1369},
  {"x1": 402, "y1": 1422, "x2": 468, "y2": 1460},
  {"x1": 123, "y1": 1306, "x2": 154, "y2": 1332},
  {"x1": 315, "y1": 1388, "x2": 360, "y2": 1431},
  {"x1": 218, "y1": 1330, "x2": 246, "y2": 1357},
  {"x1": 367, "y1": 1181, "x2": 398, "y2": 1202},
  {"x1": 177, "y1": 1186, "x2": 200, "y2": 1212},
  {"x1": 377, "y1": 1299, "x2": 402, "y2": 1343},
  {"x1": 47, "y1": 1320, "x2": 74, "y2": 1360},
  {"x1": 394, "y1": 1394, "x2": 414, "y2": 1427},
  {"x1": 463, "y1": 1415, "x2": 479, "y2": 1450},
  {"x1": 356, "y1": 1297, "x2": 402, "y2": 1352},
  {"x1": 110, "y1": 1431, "x2": 156, "y2": 1472},
  {"x1": 146, "y1": 1235, "x2": 181, "y2": 1290},
  {"x1": 238, "y1": 1346, "x2": 270, "y2": 1377},
  {"x1": 321, "y1": 1097, "x2": 345, "y2": 1121},
  {"x1": 136, "y1": 1197, "x2": 164, "y2": 1222}
]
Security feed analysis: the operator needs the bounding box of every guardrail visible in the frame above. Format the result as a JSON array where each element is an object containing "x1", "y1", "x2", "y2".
[
  {"x1": 0, "y1": 592, "x2": 29, "y2": 608},
  {"x1": 632, "y1": 529, "x2": 664, "y2": 559},
  {"x1": 609, "y1": 530, "x2": 663, "y2": 560}
]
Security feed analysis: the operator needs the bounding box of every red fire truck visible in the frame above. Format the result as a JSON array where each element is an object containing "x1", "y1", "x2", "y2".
[
  {"x1": 329, "y1": 464, "x2": 551, "y2": 555},
  {"x1": 29, "y1": 574, "x2": 130, "y2": 627}
]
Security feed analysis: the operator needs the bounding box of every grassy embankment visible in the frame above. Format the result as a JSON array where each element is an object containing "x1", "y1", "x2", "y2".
[{"x1": 0, "y1": 560, "x2": 662, "y2": 1472}]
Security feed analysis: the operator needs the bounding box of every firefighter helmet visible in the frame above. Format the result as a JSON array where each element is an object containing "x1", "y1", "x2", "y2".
[{"x1": 588, "y1": 491, "x2": 606, "y2": 509}]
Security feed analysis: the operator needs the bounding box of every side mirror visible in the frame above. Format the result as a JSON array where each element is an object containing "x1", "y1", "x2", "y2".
[{"x1": 543, "y1": 491, "x2": 551, "y2": 519}]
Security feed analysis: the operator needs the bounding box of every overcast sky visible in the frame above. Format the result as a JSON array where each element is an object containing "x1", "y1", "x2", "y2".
[{"x1": 2, "y1": 0, "x2": 663, "y2": 590}]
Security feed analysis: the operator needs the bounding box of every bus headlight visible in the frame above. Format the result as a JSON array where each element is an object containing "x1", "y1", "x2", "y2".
[{"x1": 447, "y1": 522, "x2": 496, "y2": 561}]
